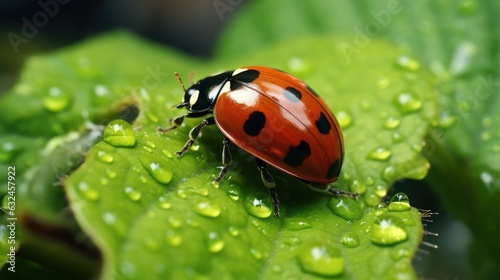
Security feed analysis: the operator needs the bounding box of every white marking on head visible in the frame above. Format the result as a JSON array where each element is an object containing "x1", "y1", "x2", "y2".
[
  {"x1": 189, "y1": 90, "x2": 200, "y2": 106},
  {"x1": 232, "y1": 68, "x2": 248, "y2": 76}
]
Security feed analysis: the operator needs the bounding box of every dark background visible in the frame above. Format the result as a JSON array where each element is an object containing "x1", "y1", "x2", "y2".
[{"x1": 0, "y1": 0, "x2": 471, "y2": 278}]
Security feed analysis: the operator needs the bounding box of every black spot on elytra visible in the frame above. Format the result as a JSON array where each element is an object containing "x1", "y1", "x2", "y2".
[
  {"x1": 284, "y1": 140, "x2": 311, "y2": 167},
  {"x1": 231, "y1": 69, "x2": 260, "y2": 90},
  {"x1": 283, "y1": 87, "x2": 302, "y2": 102},
  {"x1": 306, "y1": 85, "x2": 319, "y2": 97},
  {"x1": 327, "y1": 158, "x2": 342, "y2": 179},
  {"x1": 243, "y1": 111, "x2": 266, "y2": 136},
  {"x1": 315, "y1": 112, "x2": 331, "y2": 134}
]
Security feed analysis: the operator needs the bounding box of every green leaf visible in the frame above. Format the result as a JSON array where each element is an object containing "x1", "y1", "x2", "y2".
[
  {"x1": 1, "y1": 2, "x2": 440, "y2": 278},
  {"x1": 54, "y1": 33, "x2": 433, "y2": 279}
]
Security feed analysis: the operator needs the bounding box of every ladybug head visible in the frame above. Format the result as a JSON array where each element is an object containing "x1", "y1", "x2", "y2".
[{"x1": 175, "y1": 70, "x2": 233, "y2": 113}]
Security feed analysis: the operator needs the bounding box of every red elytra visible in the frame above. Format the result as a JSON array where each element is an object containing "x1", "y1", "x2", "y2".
[{"x1": 159, "y1": 66, "x2": 356, "y2": 217}]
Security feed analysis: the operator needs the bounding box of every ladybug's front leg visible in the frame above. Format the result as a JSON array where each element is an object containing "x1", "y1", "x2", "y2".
[
  {"x1": 255, "y1": 158, "x2": 280, "y2": 217},
  {"x1": 157, "y1": 111, "x2": 209, "y2": 133},
  {"x1": 174, "y1": 116, "x2": 216, "y2": 158}
]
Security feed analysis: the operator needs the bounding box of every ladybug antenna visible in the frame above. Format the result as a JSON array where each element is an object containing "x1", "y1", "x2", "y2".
[
  {"x1": 174, "y1": 72, "x2": 186, "y2": 92},
  {"x1": 189, "y1": 71, "x2": 196, "y2": 85}
]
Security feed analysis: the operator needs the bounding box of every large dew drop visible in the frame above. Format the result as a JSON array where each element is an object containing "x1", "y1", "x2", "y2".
[
  {"x1": 327, "y1": 197, "x2": 363, "y2": 221},
  {"x1": 244, "y1": 193, "x2": 273, "y2": 218},
  {"x1": 298, "y1": 243, "x2": 344, "y2": 277},
  {"x1": 103, "y1": 120, "x2": 136, "y2": 147},
  {"x1": 43, "y1": 87, "x2": 71, "y2": 112},
  {"x1": 370, "y1": 214, "x2": 408, "y2": 245}
]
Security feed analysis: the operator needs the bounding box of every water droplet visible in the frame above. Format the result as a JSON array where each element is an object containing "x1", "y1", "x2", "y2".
[
  {"x1": 374, "y1": 185, "x2": 387, "y2": 198},
  {"x1": 43, "y1": 87, "x2": 71, "y2": 112},
  {"x1": 336, "y1": 111, "x2": 353, "y2": 129},
  {"x1": 176, "y1": 189, "x2": 187, "y2": 199},
  {"x1": 383, "y1": 116, "x2": 400, "y2": 129},
  {"x1": 327, "y1": 197, "x2": 363, "y2": 220},
  {"x1": 284, "y1": 218, "x2": 312, "y2": 231},
  {"x1": 298, "y1": 243, "x2": 344, "y2": 277},
  {"x1": 395, "y1": 92, "x2": 422, "y2": 114},
  {"x1": 77, "y1": 182, "x2": 100, "y2": 201},
  {"x1": 370, "y1": 214, "x2": 408, "y2": 245},
  {"x1": 91, "y1": 84, "x2": 112, "y2": 105},
  {"x1": 412, "y1": 143, "x2": 423, "y2": 152},
  {"x1": 139, "y1": 176, "x2": 147, "y2": 184},
  {"x1": 282, "y1": 236, "x2": 302, "y2": 247},
  {"x1": 228, "y1": 226, "x2": 239, "y2": 237},
  {"x1": 142, "y1": 146, "x2": 153, "y2": 153},
  {"x1": 194, "y1": 200, "x2": 221, "y2": 218},
  {"x1": 124, "y1": 186, "x2": 142, "y2": 201},
  {"x1": 392, "y1": 131, "x2": 404, "y2": 143},
  {"x1": 143, "y1": 139, "x2": 156, "y2": 149},
  {"x1": 227, "y1": 189, "x2": 240, "y2": 201},
  {"x1": 190, "y1": 144, "x2": 200, "y2": 151},
  {"x1": 364, "y1": 176, "x2": 375, "y2": 186},
  {"x1": 143, "y1": 236, "x2": 161, "y2": 252},
  {"x1": 349, "y1": 179, "x2": 366, "y2": 194},
  {"x1": 377, "y1": 77, "x2": 391, "y2": 89},
  {"x1": 382, "y1": 165, "x2": 396, "y2": 181},
  {"x1": 244, "y1": 193, "x2": 273, "y2": 218},
  {"x1": 392, "y1": 248, "x2": 411, "y2": 260},
  {"x1": 139, "y1": 156, "x2": 173, "y2": 184},
  {"x1": 189, "y1": 187, "x2": 209, "y2": 196},
  {"x1": 271, "y1": 265, "x2": 282, "y2": 273},
  {"x1": 106, "y1": 169, "x2": 117, "y2": 179},
  {"x1": 96, "y1": 150, "x2": 114, "y2": 163},
  {"x1": 360, "y1": 99, "x2": 372, "y2": 110},
  {"x1": 103, "y1": 120, "x2": 136, "y2": 147},
  {"x1": 165, "y1": 230, "x2": 182, "y2": 247},
  {"x1": 396, "y1": 56, "x2": 420, "y2": 71},
  {"x1": 287, "y1": 57, "x2": 312, "y2": 75},
  {"x1": 207, "y1": 232, "x2": 225, "y2": 253},
  {"x1": 250, "y1": 248, "x2": 263, "y2": 260},
  {"x1": 340, "y1": 233, "x2": 359, "y2": 248},
  {"x1": 99, "y1": 177, "x2": 109, "y2": 185},
  {"x1": 388, "y1": 193, "x2": 411, "y2": 212},
  {"x1": 103, "y1": 212, "x2": 128, "y2": 237},
  {"x1": 102, "y1": 211, "x2": 116, "y2": 226},
  {"x1": 162, "y1": 150, "x2": 173, "y2": 158},
  {"x1": 157, "y1": 196, "x2": 172, "y2": 210},
  {"x1": 366, "y1": 147, "x2": 392, "y2": 161},
  {"x1": 375, "y1": 203, "x2": 387, "y2": 216},
  {"x1": 167, "y1": 216, "x2": 182, "y2": 228},
  {"x1": 94, "y1": 84, "x2": 109, "y2": 97}
]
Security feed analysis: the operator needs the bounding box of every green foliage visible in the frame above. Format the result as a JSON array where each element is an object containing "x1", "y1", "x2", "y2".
[
  {"x1": 4, "y1": 0, "x2": 498, "y2": 278},
  {"x1": 0, "y1": 32, "x2": 433, "y2": 279}
]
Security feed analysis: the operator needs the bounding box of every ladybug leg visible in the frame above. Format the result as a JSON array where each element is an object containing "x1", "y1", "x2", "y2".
[
  {"x1": 175, "y1": 116, "x2": 216, "y2": 157},
  {"x1": 307, "y1": 182, "x2": 359, "y2": 199},
  {"x1": 157, "y1": 111, "x2": 208, "y2": 133},
  {"x1": 213, "y1": 137, "x2": 232, "y2": 184},
  {"x1": 255, "y1": 158, "x2": 280, "y2": 217}
]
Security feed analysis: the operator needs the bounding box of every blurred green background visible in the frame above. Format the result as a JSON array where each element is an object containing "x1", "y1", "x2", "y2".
[{"x1": 0, "y1": 0, "x2": 476, "y2": 279}]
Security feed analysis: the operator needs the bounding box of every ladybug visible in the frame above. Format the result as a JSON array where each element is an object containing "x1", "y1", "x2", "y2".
[{"x1": 158, "y1": 66, "x2": 358, "y2": 217}]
